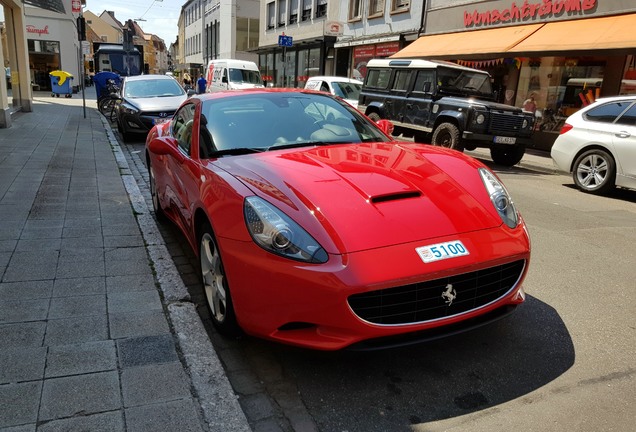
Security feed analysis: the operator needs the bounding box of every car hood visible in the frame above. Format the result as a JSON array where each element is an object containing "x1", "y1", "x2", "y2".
[
  {"x1": 124, "y1": 95, "x2": 187, "y2": 111},
  {"x1": 440, "y1": 96, "x2": 525, "y2": 113},
  {"x1": 214, "y1": 143, "x2": 503, "y2": 253}
]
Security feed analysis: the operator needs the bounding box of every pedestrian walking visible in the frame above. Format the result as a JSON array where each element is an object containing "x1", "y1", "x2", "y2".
[{"x1": 197, "y1": 73, "x2": 207, "y2": 94}]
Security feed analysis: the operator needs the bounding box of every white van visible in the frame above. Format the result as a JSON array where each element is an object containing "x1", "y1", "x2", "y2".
[{"x1": 205, "y1": 59, "x2": 264, "y2": 92}]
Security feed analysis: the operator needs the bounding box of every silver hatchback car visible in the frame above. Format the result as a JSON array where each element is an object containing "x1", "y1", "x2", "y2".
[{"x1": 116, "y1": 74, "x2": 188, "y2": 142}]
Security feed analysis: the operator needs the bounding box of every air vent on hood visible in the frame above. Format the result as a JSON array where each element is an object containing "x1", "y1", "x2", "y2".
[{"x1": 370, "y1": 191, "x2": 421, "y2": 204}]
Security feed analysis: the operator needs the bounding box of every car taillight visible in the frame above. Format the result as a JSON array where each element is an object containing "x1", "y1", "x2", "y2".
[{"x1": 559, "y1": 123, "x2": 573, "y2": 134}]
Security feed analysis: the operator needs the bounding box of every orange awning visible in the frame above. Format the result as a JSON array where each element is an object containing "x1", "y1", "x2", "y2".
[
  {"x1": 508, "y1": 13, "x2": 636, "y2": 53},
  {"x1": 391, "y1": 24, "x2": 543, "y2": 59}
]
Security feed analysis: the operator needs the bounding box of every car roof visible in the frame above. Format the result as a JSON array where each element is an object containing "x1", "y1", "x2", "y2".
[
  {"x1": 306, "y1": 76, "x2": 363, "y2": 84},
  {"x1": 366, "y1": 58, "x2": 490, "y2": 74},
  {"x1": 191, "y1": 87, "x2": 336, "y2": 102},
  {"x1": 124, "y1": 74, "x2": 176, "y2": 82}
]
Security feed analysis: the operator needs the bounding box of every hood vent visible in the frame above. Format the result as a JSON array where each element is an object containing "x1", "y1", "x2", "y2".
[{"x1": 370, "y1": 191, "x2": 421, "y2": 204}]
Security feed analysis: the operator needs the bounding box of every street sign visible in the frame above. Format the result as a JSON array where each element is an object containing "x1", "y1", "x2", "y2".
[
  {"x1": 278, "y1": 35, "x2": 293, "y2": 47},
  {"x1": 72, "y1": 0, "x2": 81, "y2": 13},
  {"x1": 81, "y1": 41, "x2": 90, "y2": 56}
]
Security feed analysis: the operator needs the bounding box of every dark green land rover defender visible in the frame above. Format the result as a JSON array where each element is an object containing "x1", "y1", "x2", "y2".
[{"x1": 358, "y1": 59, "x2": 535, "y2": 166}]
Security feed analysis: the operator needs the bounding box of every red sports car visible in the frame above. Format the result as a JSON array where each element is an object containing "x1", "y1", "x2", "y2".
[{"x1": 145, "y1": 89, "x2": 530, "y2": 351}]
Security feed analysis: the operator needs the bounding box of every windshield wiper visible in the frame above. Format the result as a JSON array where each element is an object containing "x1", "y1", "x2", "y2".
[{"x1": 209, "y1": 147, "x2": 264, "y2": 157}]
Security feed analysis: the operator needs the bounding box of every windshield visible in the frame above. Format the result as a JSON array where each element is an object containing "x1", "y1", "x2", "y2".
[
  {"x1": 201, "y1": 92, "x2": 390, "y2": 155},
  {"x1": 437, "y1": 67, "x2": 493, "y2": 97},
  {"x1": 228, "y1": 68, "x2": 263, "y2": 85},
  {"x1": 331, "y1": 81, "x2": 362, "y2": 100},
  {"x1": 124, "y1": 78, "x2": 186, "y2": 98}
]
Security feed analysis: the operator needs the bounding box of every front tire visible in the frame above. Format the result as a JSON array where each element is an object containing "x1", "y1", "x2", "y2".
[
  {"x1": 490, "y1": 145, "x2": 525, "y2": 167},
  {"x1": 572, "y1": 148, "x2": 616, "y2": 194},
  {"x1": 432, "y1": 122, "x2": 463, "y2": 150},
  {"x1": 199, "y1": 223, "x2": 241, "y2": 337},
  {"x1": 367, "y1": 112, "x2": 381, "y2": 122}
]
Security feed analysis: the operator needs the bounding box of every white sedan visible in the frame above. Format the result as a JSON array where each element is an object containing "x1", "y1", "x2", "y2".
[
  {"x1": 551, "y1": 96, "x2": 636, "y2": 194},
  {"x1": 304, "y1": 76, "x2": 362, "y2": 108}
]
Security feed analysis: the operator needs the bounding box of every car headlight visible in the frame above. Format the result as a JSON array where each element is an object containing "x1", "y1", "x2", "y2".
[
  {"x1": 122, "y1": 103, "x2": 138, "y2": 115},
  {"x1": 479, "y1": 168, "x2": 519, "y2": 229},
  {"x1": 475, "y1": 113, "x2": 485, "y2": 124},
  {"x1": 522, "y1": 118, "x2": 529, "y2": 129},
  {"x1": 244, "y1": 196, "x2": 328, "y2": 263}
]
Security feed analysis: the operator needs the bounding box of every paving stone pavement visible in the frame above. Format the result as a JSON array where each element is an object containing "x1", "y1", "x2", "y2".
[{"x1": 0, "y1": 93, "x2": 250, "y2": 431}]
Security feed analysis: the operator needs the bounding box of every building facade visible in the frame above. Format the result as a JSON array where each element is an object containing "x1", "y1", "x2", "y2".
[
  {"x1": 334, "y1": 0, "x2": 421, "y2": 81},
  {"x1": 393, "y1": 0, "x2": 636, "y2": 148},
  {"x1": 258, "y1": 0, "x2": 335, "y2": 88}
]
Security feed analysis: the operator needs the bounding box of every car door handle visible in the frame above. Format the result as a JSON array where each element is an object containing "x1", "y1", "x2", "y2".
[
  {"x1": 615, "y1": 131, "x2": 631, "y2": 138},
  {"x1": 406, "y1": 104, "x2": 413, "y2": 109}
]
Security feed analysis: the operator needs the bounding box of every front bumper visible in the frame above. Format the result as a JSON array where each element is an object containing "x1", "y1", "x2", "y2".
[
  {"x1": 219, "y1": 223, "x2": 531, "y2": 350},
  {"x1": 463, "y1": 131, "x2": 534, "y2": 146}
]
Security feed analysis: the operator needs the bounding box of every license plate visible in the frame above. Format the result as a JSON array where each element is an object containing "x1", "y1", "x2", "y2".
[
  {"x1": 416, "y1": 240, "x2": 469, "y2": 263},
  {"x1": 494, "y1": 136, "x2": 516, "y2": 144}
]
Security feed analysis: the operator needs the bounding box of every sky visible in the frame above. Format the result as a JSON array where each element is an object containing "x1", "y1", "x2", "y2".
[{"x1": 85, "y1": 0, "x2": 183, "y2": 45}]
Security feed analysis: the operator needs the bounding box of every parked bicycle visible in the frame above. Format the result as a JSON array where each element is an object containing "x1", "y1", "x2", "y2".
[{"x1": 98, "y1": 78, "x2": 121, "y2": 123}]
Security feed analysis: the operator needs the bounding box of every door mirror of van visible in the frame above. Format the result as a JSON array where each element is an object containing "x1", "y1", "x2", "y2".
[
  {"x1": 376, "y1": 119, "x2": 394, "y2": 136},
  {"x1": 422, "y1": 82, "x2": 432, "y2": 93},
  {"x1": 222, "y1": 76, "x2": 228, "y2": 84}
]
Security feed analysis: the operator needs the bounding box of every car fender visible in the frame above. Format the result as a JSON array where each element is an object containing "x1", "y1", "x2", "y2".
[
  {"x1": 432, "y1": 110, "x2": 466, "y2": 131},
  {"x1": 364, "y1": 101, "x2": 387, "y2": 118}
]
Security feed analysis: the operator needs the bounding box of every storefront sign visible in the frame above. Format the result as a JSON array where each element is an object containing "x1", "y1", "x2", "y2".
[
  {"x1": 26, "y1": 25, "x2": 50, "y2": 36},
  {"x1": 375, "y1": 42, "x2": 400, "y2": 57},
  {"x1": 464, "y1": 0, "x2": 597, "y2": 28},
  {"x1": 324, "y1": 21, "x2": 344, "y2": 37}
]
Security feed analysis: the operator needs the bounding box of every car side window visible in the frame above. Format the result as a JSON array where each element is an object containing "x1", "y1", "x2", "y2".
[
  {"x1": 392, "y1": 70, "x2": 412, "y2": 92},
  {"x1": 365, "y1": 69, "x2": 391, "y2": 89},
  {"x1": 615, "y1": 103, "x2": 636, "y2": 126},
  {"x1": 172, "y1": 104, "x2": 196, "y2": 155},
  {"x1": 320, "y1": 81, "x2": 330, "y2": 92},
  {"x1": 584, "y1": 101, "x2": 631, "y2": 123},
  {"x1": 413, "y1": 70, "x2": 435, "y2": 94}
]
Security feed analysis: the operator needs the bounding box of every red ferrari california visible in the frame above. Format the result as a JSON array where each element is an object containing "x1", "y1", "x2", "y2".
[{"x1": 145, "y1": 89, "x2": 530, "y2": 350}]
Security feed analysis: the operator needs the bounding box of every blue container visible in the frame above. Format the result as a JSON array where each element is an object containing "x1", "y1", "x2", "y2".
[
  {"x1": 93, "y1": 71, "x2": 121, "y2": 100},
  {"x1": 50, "y1": 72, "x2": 73, "y2": 98}
]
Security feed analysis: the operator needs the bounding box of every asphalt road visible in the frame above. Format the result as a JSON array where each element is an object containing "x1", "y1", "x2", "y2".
[{"x1": 121, "y1": 131, "x2": 635, "y2": 432}]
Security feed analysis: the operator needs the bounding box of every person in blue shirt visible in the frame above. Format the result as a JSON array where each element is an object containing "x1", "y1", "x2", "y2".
[{"x1": 196, "y1": 74, "x2": 207, "y2": 94}]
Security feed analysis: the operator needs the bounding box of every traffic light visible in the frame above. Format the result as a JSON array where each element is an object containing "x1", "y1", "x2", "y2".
[{"x1": 77, "y1": 16, "x2": 86, "y2": 41}]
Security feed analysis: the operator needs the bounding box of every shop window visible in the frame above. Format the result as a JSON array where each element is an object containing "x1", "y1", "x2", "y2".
[
  {"x1": 391, "y1": 0, "x2": 410, "y2": 13},
  {"x1": 267, "y1": 2, "x2": 276, "y2": 29},
  {"x1": 349, "y1": 0, "x2": 362, "y2": 21},
  {"x1": 392, "y1": 70, "x2": 411, "y2": 92},
  {"x1": 278, "y1": 0, "x2": 287, "y2": 27},
  {"x1": 302, "y1": 0, "x2": 312, "y2": 22},
  {"x1": 315, "y1": 0, "x2": 327, "y2": 18},
  {"x1": 368, "y1": 0, "x2": 384, "y2": 18}
]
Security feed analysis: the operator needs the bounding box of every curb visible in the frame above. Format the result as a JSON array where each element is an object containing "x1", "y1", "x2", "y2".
[{"x1": 99, "y1": 114, "x2": 251, "y2": 432}]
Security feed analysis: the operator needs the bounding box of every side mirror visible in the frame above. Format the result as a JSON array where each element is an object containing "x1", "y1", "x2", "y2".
[
  {"x1": 222, "y1": 76, "x2": 228, "y2": 84},
  {"x1": 148, "y1": 138, "x2": 185, "y2": 164},
  {"x1": 376, "y1": 119, "x2": 395, "y2": 136},
  {"x1": 187, "y1": 89, "x2": 196, "y2": 97},
  {"x1": 423, "y1": 82, "x2": 431, "y2": 93}
]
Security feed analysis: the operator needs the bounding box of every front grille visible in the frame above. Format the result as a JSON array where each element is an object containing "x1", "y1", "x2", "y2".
[
  {"x1": 139, "y1": 111, "x2": 175, "y2": 129},
  {"x1": 348, "y1": 260, "x2": 525, "y2": 325},
  {"x1": 489, "y1": 112, "x2": 525, "y2": 135}
]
